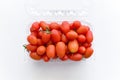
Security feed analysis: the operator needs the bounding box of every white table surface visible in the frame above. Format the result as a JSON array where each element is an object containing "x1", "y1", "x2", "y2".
[{"x1": 0, "y1": 0, "x2": 120, "y2": 80}]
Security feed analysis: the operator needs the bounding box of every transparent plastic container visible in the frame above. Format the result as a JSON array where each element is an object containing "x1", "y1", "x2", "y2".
[{"x1": 24, "y1": 0, "x2": 94, "y2": 63}]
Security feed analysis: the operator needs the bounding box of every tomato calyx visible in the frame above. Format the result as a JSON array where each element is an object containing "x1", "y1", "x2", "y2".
[
  {"x1": 45, "y1": 28, "x2": 51, "y2": 34},
  {"x1": 23, "y1": 44, "x2": 29, "y2": 52}
]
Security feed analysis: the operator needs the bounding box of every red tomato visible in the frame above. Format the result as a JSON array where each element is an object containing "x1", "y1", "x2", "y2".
[
  {"x1": 51, "y1": 29, "x2": 61, "y2": 43},
  {"x1": 60, "y1": 54, "x2": 68, "y2": 61},
  {"x1": 58, "y1": 30, "x2": 62, "y2": 36},
  {"x1": 37, "y1": 39, "x2": 43, "y2": 46},
  {"x1": 70, "y1": 23, "x2": 73, "y2": 29},
  {"x1": 37, "y1": 46, "x2": 46, "y2": 55},
  {"x1": 46, "y1": 45, "x2": 55, "y2": 58},
  {"x1": 56, "y1": 42, "x2": 66, "y2": 58},
  {"x1": 77, "y1": 25, "x2": 89, "y2": 34},
  {"x1": 71, "y1": 21, "x2": 81, "y2": 30},
  {"x1": 66, "y1": 30, "x2": 78, "y2": 40},
  {"x1": 30, "y1": 22, "x2": 40, "y2": 32},
  {"x1": 39, "y1": 21, "x2": 49, "y2": 31},
  {"x1": 68, "y1": 40, "x2": 79, "y2": 53},
  {"x1": 61, "y1": 34, "x2": 68, "y2": 43},
  {"x1": 49, "y1": 22, "x2": 60, "y2": 30},
  {"x1": 42, "y1": 31, "x2": 51, "y2": 44},
  {"x1": 26, "y1": 44, "x2": 37, "y2": 52},
  {"x1": 30, "y1": 52, "x2": 41, "y2": 60},
  {"x1": 38, "y1": 31, "x2": 43, "y2": 38},
  {"x1": 53, "y1": 55, "x2": 58, "y2": 59},
  {"x1": 27, "y1": 35, "x2": 37, "y2": 45},
  {"x1": 43, "y1": 55, "x2": 50, "y2": 62},
  {"x1": 77, "y1": 34, "x2": 86, "y2": 43},
  {"x1": 31, "y1": 31, "x2": 38, "y2": 37},
  {"x1": 86, "y1": 30, "x2": 93, "y2": 43},
  {"x1": 60, "y1": 21, "x2": 70, "y2": 34},
  {"x1": 84, "y1": 47, "x2": 93, "y2": 58},
  {"x1": 46, "y1": 40, "x2": 53, "y2": 46},
  {"x1": 78, "y1": 46, "x2": 86, "y2": 55},
  {"x1": 69, "y1": 53, "x2": 82, "y2": 61},
  {"x1": 83, "y1": 42, "x2": 92, "y2": 48}
]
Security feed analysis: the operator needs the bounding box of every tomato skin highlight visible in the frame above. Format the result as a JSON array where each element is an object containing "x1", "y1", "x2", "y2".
[
  {"x1": 66, "y1": 30, "x2": 78, "y2": 40},
  {"x1": 56, "y1": 42, "x2": 66, "y2": 58},
  {"x1": 60, "y1": 21, "x2": 70, "y2": 34},
  {"x1": 84, "y1": 47, "x2": 93, "y2": 58},
  {"x1": 51, "y1": 29, "x2": 61, "y2": 43},
  {"x1": 46, "y1": 45, "x2": 55, "y2": 58},
  {"x1": 27, "y1": 35, "x2": 37, "y2": 45},
  {"x1": 86, "y1": 30, "x2": 93, "y2": 43},
  {"x1": 37, "y1": 46, "x2": 46, "y2": 56},
  {"x1": 69, "y1": 53, "x2": 82, "y2": 61},
  {"x1": 68, "y1": 40, "x2": 79, "y2": 53},
  {"x1": 30, "y1": 52, "x2": 41, "y2": 60}
]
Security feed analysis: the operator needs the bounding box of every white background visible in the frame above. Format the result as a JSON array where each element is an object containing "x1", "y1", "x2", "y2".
[{"x1": 0, "y1": 0, "x2": 120, "y2": 80}]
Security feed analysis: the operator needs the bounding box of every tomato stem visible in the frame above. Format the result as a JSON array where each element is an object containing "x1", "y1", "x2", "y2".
[
  {"x1": 46, "y1": 27, "x2": 51, "y2": 34},
  {"x1": 23, "y1": 44, "x2": 29, "y2": 53},
  {"x1": 23, "y1": 44, "x2": 26, "y2": 49}
]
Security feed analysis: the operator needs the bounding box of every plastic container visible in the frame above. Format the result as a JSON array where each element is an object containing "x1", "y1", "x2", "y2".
[{"x1": 24, "y1": 0, "x2": 94, "y2": 63}]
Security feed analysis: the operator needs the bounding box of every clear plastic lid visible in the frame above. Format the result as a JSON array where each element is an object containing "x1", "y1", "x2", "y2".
[{"x1": 24, "y1": 0, "x2": 94, "y2": 21}]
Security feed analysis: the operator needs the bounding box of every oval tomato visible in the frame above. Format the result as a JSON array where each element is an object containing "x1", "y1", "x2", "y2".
[
  {"x1": 78, "y1": 46, "x2": 86, "y2": 55},
  {"x1": 69, "y1": 53, "x2": 82, "y2": 61},
  {"x1": 27, "y1": 35, "x2": 37, "y2": 45},
  {"x1": 60, "y1": 54, "x2": 68, "y2": 61},
  {"x1": 77, "y1": 25, "x2": 89, "y2": 34},
  {"x1": 42, "y1": 31, "x2": 51, "y2": 44},
  {"x1": 66, "y1": 30, "x2": 78, "y2": 40},
  {"x1": 60, "y1": 21, "x2": 70, "y2": 34},
  {"x1": 84, "y1": 47, "x2": 93, "y2": 58},
  {"x1": 30, "y1": 52, "x2": 41, "y2": 60},
  {"x1": 51, "y1": 29, "x2": 61, "y2": 43},
  {"x1": 61, "y1": 34, "x2": 68, "y2": 43},
  {"x1": 46, "y1": 45, "x2": 55, "y2": 58},
  {"x1": 43, "y1": 55, "x2": 50, "y2": 62},
  {"x1": 39, "y1": 21, "x2": 49, "y2": 31},
  {"x1": 56, "y1": 42, "x2": 66, "y2": 58},
  {"x1": 70, "y1": 21, "x2": 81, "y2": 30},
  {"x1": 77, "y1": 34, "x2": 86, "y2": 43},
  {"x1": 26, "y1": 44, "x2": 37, "y2": 52},
  {"x1": 49, "y1": 22, "x2": 60, "y2": 30},
  {"x1": 86, "y1": 30, "x2": 93, "y2": 43},
  {"x1": 68, "y1": 40, "x2": 79, "y2": 53},
  {"x1": 30, "y1": 22, "x2": 40, "y2": 32},
  {"x1": 37, "y1": 46, "x2": 46, "y2": 55}
]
